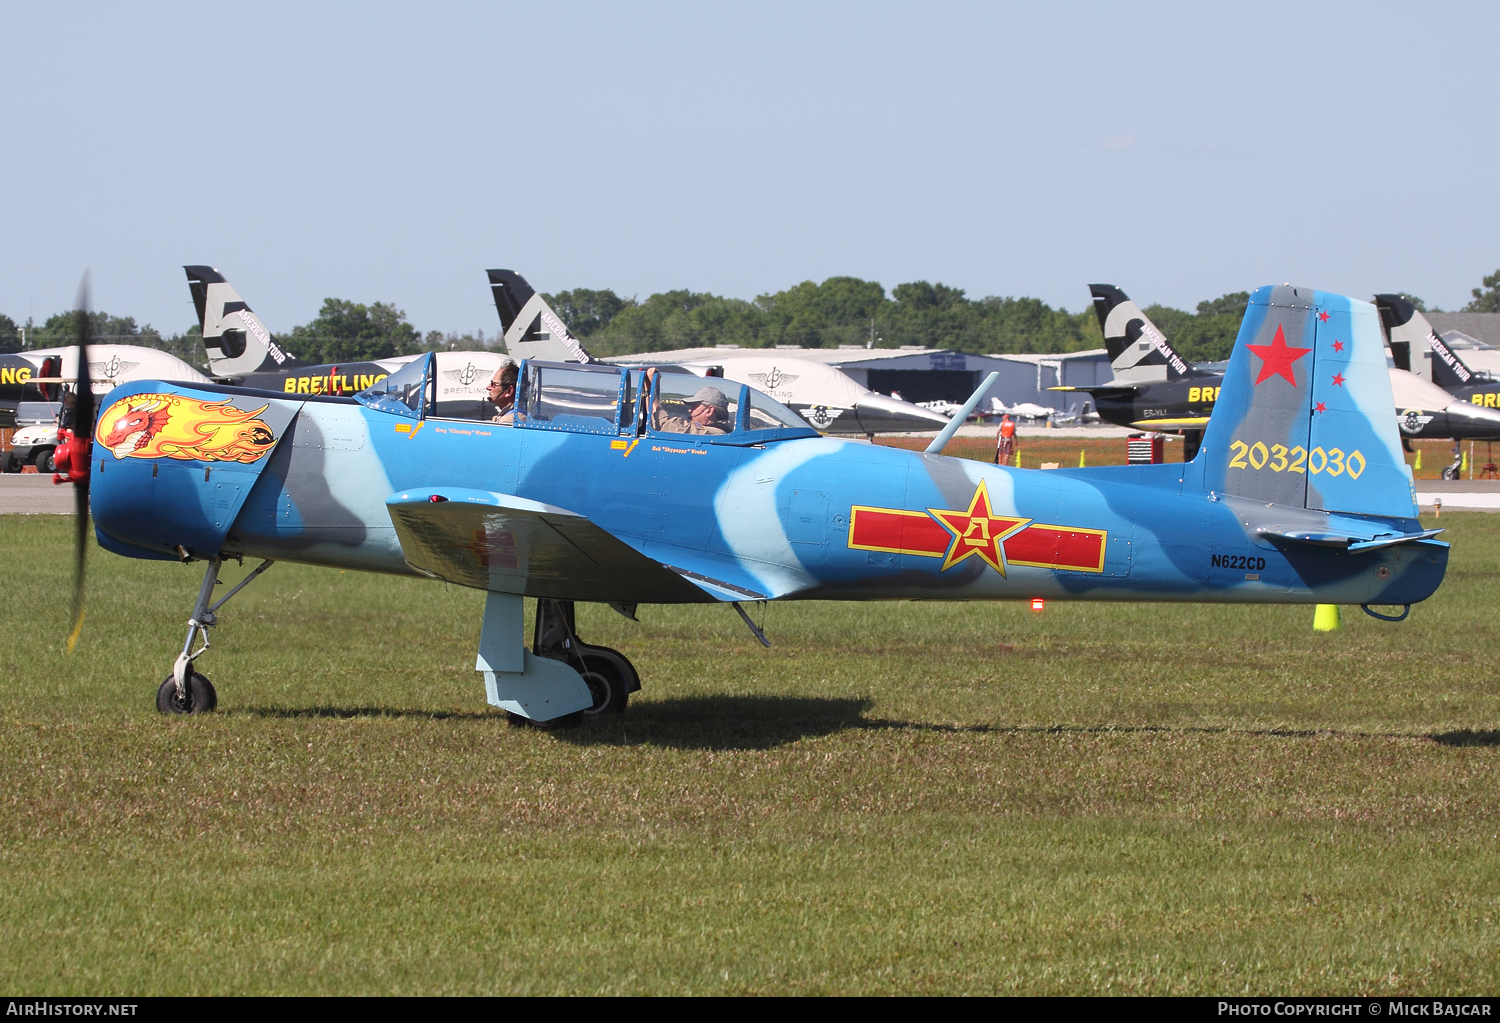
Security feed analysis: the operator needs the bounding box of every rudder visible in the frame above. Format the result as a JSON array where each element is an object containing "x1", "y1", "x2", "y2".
[
  {"x1": 1089, "y1": 283, "x2": 1194, "y2": 382},
  {"x1": 487, "y1": 269, "x2": 596, "y2": 365},
  {"x1": 184, "y1": 266, "x2": 305, "y2": 379},
  {"x1": 1200, "y1": 285, "x2": 1415, "y2": 519}
]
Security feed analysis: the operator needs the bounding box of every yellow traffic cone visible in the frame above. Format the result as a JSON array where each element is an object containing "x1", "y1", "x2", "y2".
[
  {"x1": 1079, "y1": 449, "x2": 1086, "y2": 467},
  {"x1": 1313, "y1": 604, "x2": 1341, "y2": 631},
  {"x1": 1414, "y1": 449, "x2": 1422, "y2": 471},
  {"x1": 1462, "y1": 450, "x2": 1469, "y2": 474}
]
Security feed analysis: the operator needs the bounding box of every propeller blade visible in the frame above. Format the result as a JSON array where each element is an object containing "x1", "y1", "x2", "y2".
[{"x1": 67, "y1": 272, "x2": 92, "y2": 653}]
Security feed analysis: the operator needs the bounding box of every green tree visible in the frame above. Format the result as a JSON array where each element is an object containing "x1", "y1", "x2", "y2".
[
  {"x1": 33, "y1": 310, "x2": 155, "y2": 346},
  {"x1": 1464, "y1": 270, "x2": 1500, "y2": 313},
  {"x1": 754, "y1": 277, "x2": 888, "y2": 347},
  {"x1": 545, "y1": 289, "x2": 632, "y2": 338},
  {"x1": 284, "y1": 299, "x2": 422, "y2": 363},
  {"x1": 591, "y1": 290, "x2": 768, "y2": 354},
  {"x1": 0, "y1": 313, "x2": 19, "y2": 353}
]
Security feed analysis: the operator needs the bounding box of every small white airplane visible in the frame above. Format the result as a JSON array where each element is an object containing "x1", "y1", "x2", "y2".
[{"x1": 987, "y1": 398, "x2": 1058, "y2": 420}]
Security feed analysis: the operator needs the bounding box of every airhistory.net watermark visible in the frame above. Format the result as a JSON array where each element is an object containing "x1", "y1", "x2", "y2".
[{"x1": 5, "y1": 1004, "x2": 138, "y2": 1017}]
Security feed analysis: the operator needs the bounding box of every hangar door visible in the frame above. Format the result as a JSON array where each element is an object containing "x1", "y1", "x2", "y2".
[{"x1": 864, "y1": 370, "x2": 979, "y2": 404}]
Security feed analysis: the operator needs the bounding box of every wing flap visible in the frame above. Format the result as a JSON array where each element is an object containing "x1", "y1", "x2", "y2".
[{"x1": 386, "y1": 488, "x2": 712, "y2": 603}]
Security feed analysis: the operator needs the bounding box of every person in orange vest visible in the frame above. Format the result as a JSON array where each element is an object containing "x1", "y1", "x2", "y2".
[{"x1": 995, "y1": 414, "x2": 1016, "y2": 465}]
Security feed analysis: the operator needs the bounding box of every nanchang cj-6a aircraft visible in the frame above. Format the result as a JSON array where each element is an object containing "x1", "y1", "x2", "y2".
[{"x1": 84, "y1": 284, "x2": 1448, "y2": 722}]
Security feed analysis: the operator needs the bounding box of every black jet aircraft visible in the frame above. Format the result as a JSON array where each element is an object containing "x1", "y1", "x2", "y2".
[
  {"x1": 0, "y1": 353, "x2": 43, "y2": 428},
  {"x1": 1048, "y1": 285, "x2": 1222, "y2": 459},
  {"x1": 1377, "y1": 294, "x2": 1500, "y2": 412},
  {"x1": 1056, "y1": 285, "x2": 1500, "y2": 459},
  {"x1": 186, "y1": 266, "x2": 508, "y2": 419},
  {"x1": 186, "y1": 265, "x2": 414, "y2": 397}
]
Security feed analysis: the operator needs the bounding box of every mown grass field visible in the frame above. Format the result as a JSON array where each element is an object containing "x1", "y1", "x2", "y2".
[{"x1": 1, "y1": 513, "x2": 1497, "y2": 995}]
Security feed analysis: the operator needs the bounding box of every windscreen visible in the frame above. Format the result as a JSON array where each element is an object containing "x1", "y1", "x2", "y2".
[
  {"x1": 355, "y1": 355, "x2": 429, "y2": 417},
  {"x1": 746, "y1": 387, "x2": 809, "y2": 431}
]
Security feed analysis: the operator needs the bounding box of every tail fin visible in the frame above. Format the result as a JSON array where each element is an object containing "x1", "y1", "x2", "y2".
[
  {"x1": 184, "y1": 266, "x2": 305, "y2": 378},
  {"x1": 1088, "y1": 284, "x2": 1195, "y2": 383},
  {"x1": 1200, "y1": 285, "x2": 1415, "y2": 519},
  {"x1": 1375, "y1": 293, "x2": 1476, "y2": 389},
  {"x1": 486, "y1": 270, "x2": 596, "y2": 365}
]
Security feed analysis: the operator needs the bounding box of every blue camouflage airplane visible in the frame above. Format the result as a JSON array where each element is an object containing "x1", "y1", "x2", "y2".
[{"x1": 82, "y1": 282, "x2": 1448, "y2": 723}]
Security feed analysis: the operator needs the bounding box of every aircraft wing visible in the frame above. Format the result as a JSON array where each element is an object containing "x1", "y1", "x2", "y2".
[
  {"x1": 1129, "y1": 416, "x2": 1210, "y2": 430},
  {"x1": 387, "y1": 488, "x2": 713, "y2": 603}
]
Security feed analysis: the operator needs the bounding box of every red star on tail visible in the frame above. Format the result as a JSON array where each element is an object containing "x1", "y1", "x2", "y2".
[{"x1": 1246, "y1": 325, "x2": 1313, "y2": 386}]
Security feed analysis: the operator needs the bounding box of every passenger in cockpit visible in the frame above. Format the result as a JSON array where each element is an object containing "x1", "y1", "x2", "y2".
[
  {"x1": 646, "y1": 369, "x2": 730, "y2": 435},
  {"x1": 486, "y1": 359, "x2": 518, "y2": 424}
]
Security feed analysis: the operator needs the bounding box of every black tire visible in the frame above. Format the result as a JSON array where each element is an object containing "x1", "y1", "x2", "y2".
[
  {"x1": 156, "y1": 672, "x2": 218, "y2": 715},
  {"x1": 579, "y1": 655, "x2": 629, "y2": 715},
  {"x1": 33, "y1": 448, "x2": 56, "y2": 474},
  {"x1": 0, "y1": 452, "x2": 14, "y2": 473}
]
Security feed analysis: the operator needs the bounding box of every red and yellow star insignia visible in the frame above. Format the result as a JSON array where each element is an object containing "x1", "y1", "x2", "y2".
[
  {"x1": 928, "y1": 480, "x2": 1030, "y2": 575},
  {"x1": 1246, "y1": 324, "x2": 1312, "y2": 387}
]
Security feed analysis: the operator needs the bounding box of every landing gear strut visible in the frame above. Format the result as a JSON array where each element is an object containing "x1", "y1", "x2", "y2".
[
  {"x1": 156, "y1": 555, "x2": 275, "y2": 715},
  {"x1": 533, "y1": 599, "x2": 639, "y2": 716}
]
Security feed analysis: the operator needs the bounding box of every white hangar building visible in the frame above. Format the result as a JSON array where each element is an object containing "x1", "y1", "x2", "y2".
[{"x1": 606, "y1": 345, "x2": 1113, "y2": 416}]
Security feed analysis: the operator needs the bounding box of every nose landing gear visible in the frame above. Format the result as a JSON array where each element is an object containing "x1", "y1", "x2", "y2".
[{"x1": 155, "y1": 555, "x2": 275, "y2": 715}]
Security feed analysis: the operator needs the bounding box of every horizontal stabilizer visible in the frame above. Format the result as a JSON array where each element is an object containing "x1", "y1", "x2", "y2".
[
  {"x1": 386, "y1": 488, "x2": 710, "y2": 603},
  {"x1": 1130, "y1": 417, "x2": 1209, "y2": 431},
  {"x1": 1257, "y1": 527, "x2": 1444, "y2": 551}
]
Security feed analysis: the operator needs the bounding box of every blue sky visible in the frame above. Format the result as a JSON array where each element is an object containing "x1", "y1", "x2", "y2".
[{"x1": 2, "y1": 1, "x2": 1496, "y2": 336}]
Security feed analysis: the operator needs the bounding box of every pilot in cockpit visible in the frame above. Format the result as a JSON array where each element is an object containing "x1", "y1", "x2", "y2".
[
  {"x1": 486, "y1": 359, "x2": 518, "y2": 424},
  {"x1": 645, "y1": 368, "x2": 731, "y2": 435}
]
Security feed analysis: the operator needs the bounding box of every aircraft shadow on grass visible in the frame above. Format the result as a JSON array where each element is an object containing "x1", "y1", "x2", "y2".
[
  {"x1": 556, "y1": 695, "x2": 872, "y2": 750},
  {"x1": 1430, "y1": 729, "x2": 1500, "y2": 747},
  {"x1": 227, "y1": 703, "x2": 1500, "y2": 750}
]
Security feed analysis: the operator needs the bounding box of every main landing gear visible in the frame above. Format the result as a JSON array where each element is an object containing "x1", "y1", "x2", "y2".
[
  {"x1": 155, "y1": 555, "x2": 275, "y2": 715},
  {"x1": 475, "y1": 593, "x2": 640, "y2": 727},
  {"x1": 152, "y1": 560, "x2": 639, "y2": 726},
  {"x1": 533, "y1": 598, "x2": 640, "y2": 717}
]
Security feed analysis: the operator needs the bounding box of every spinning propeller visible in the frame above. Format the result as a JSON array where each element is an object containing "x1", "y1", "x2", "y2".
[{"x1": 66, "y1": 273, "x2": 93, "y2": 653}]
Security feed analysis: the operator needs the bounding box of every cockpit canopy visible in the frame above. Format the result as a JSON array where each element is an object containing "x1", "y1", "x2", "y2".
[{"x1": 355, "y1": 355, "x2": 817, "y2": 443}]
